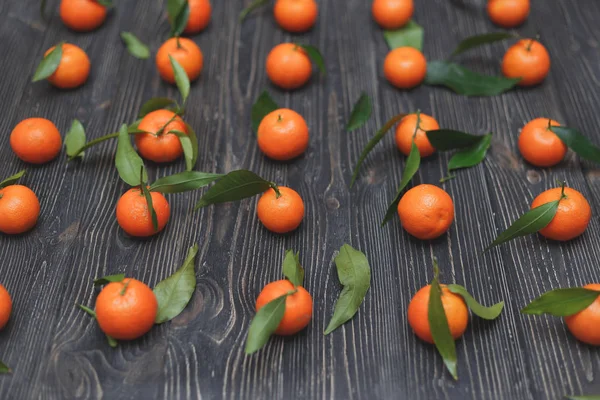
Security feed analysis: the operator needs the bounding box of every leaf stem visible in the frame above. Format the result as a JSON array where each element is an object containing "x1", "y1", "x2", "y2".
[
  {"x1": 68, "y1": 130, "x2": 149, "y2": 161},
  {"x1": 120, "y1": 280, "x2": 131, "y2": 296},
  {"x1": 270, "y1": 182, "x2": 282, "y2": 198},
  {"x1": 156, "y1": 114, "x2": 179, "y2": 136},
  {"x1": 439, "y1": 174, "x2": 456, "y2": 183}
]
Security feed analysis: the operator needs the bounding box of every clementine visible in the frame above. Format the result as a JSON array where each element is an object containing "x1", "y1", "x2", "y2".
[
  {"x1": 135, "y1": 110, "x2": 188, "y2": 163},
  {"x1": 395, "y1": 113, "x2": 439, "y2": 157},
  {"x1": 487, "y1": 0, "x2": 530, "y2": 28},
  {"x1": 257, "y1": 109, "x2": 309, "y2": 161},
  {"x1": 397, "y1": 184, "x2": 454, "y2": 240},
  {"x1": 156, "y1": 38, "x2": 203, "y2": 84},
  {"x1": 257, "y1": 186, "x2": 304, "y2": 234},
  {"x1": 502, "y1": 39, "x2": 550, "y2": 87},
  {"x1": 518, "y1": 118, "x2": 566, "y2": 167},
  {"x1": 256, "y1": 279, "x2": 313, "y2": 335},
  {"x1": 184, "y1": 0, "x2": 212, "y2": 34},
  {"x1": 10, "y1": 118, "x2": 62, "y2": 164},
  {"x1": 60, "y1": 0, "x2": 107, "y2": 32},
  {"x1": 384, "y1": 47, "x2": 427, "y2": 89},
  {"x1": 0, "y1": 185, "x2": 40, "y2": 235},
  {"x1": 372, "y1": 0, "x2": 413, "y2": 30},
  {"x1": 116, "y1": 188, "x2": 171, "y2": 237},
  {"x1": 274, "y1": 0, "x2": 318, "y2": 33},
  {"x1": 266, "y1": 43, "x2": 312, "y2": 90},
  {"x1": 0, "y1": 284, "x2": 12, "y2": 330},
  {"x1": 45, "y1": 43, "x2": 91, "y2": 89},
  {"x1": 565, "y1": 283, "x2": 600, "y2": 346},
  {"x1": 531, "y1": 187, "x2": 591, "y2": 241}
]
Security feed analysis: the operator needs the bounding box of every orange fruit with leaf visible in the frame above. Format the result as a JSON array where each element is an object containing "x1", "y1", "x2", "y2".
[
  {"x1": 156, "y1": 38, "x2": 203, "y2": 84},
  {"x1": 60, "y1": 0, "x2": 108, "y2": 32},
  {"x1": 397, "y1": 184, "x2": 454, "y2": 240},
  {"x1": 372, "y1": 0, "x2": 413, "y2": 29},
  {"x1": 135, "y1": 110, "x2": 188, "y2": 163},
  {"x1": 274, "y1": 0, "x2": 318, "y2": 33},
  {"x1": 116, "y1": 187, "x2": 170, "y2": 237},
  {"x1": 487, "y1": 0, "x2": 530, "y2": 28},
  {"x1": 266, "y1": 43, "x2": 312, "y2": 90},
  {"x1": 184, "y1": 0, "x2": 212, "y2": 34},
  {"x1": 518, "y1": 118, "x2": 566, "y2": 167},
  {"x1": 384, "y1": 47, "x2": 427, "y2": 89},
  {"x1": 255, "y1": 279, "x2": 313, "y2": 335},
  {"x1": 395, "y1": 113, "x2": 439, "y2": 157},
  {"x1": 565, "y1": 283, "x2": 600, "y2": 346},
  {"x1": 10, "y1": 118, "x2": 62, "y2": 164},
  {"x1": 530, "y1": 187, "x2": 591, "y2": 241},
  {"x1": 0, "y1": 284, "x2": 12, "y2": 330},
  {"x1": 502, "y1": 39, "x2": 550, "y2": 86},
  {"x1": 43, "y1": 43, "x2": 91, "y2": 89},
  {"x1": 257, "y1": 108, "x2": 309, "y2": 161},
  {"x1": 257, "y1": 186, "x2": 305, "y2": 233}
]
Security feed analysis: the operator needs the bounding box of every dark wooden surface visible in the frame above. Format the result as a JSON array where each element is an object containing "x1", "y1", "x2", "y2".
[{"x1": 1, "y1": 0, "x2": 599, "y2": 399}]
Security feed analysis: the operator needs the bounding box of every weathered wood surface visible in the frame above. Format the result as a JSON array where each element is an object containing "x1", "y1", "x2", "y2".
[{"x1": 0, "y1": 0, "x2": 599, "y2": 399}]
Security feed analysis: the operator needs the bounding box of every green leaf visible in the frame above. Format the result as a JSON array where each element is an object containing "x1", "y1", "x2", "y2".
[
  {"x1": 194, "y1": 170, "x2": 273, "y2": 210},
  {"x1": 551, "y1": 126, "x2": 600, "y2": 164},
  {"x1": 0, "y1": 170, "x2": 26, "y2": 189},
  {"x1": 115, "y1": 124, "x2": 147, "y2": 186},
  {"x1": 429, "y1": 266, "x2": 458, "y2": 380},
  {"x1": 167, "y1": 0, "x2": 190, "y2": 37},
  {"x1": 324, "y1": 244, "x2": 371, "y2": 335},
  {"x1": 154, "y1": 244, "x2": 199, "y2": 324},
  {"x1": 0, "y1": 361, "x2": 10, "y2": 374},
  {"x1": 521, "y1": 288, "x2": 600, "y2": 317},
  {"x1": 486, "y1": 200, "x2": 560, "y2": 250},
  {"x1": 450, "y1": 32, "x2": 517, "y2": 57},
  {"x1": 425, "y1": 61, "x2": 520, "y2": 96},
  {"x1": 93, "y1": 274, "x2": 125, "y2": 286},
  {"x1": 251, "y1": 91, "x2": 279, "y2": 133},
  {"x1": 96, "y1": 0, "x2": 113, "y2": 6},
  {"x1": 448, "y1": 133, "x2": 492, "y2": 171},
  {"x1": 168, "y1": 130, "x2": 194, "y2": 171},
  {"x1": 298, "y1": 44, "x2": 326, "y2": 75},
  {"x1": 139, "y1": 98, "x2": 176, "y2": 118},
  {"x1": 32, "y1": 42, "x2": 63, "y2": 82},
  {"x1": 64, "y1": 120, "x2": 87, "y2": 159},
  {"x1": 169, "y1": 55, "x2": 190, "y2": 104},
  {"x1": 426, "y1": 129, "x2": 485, "y2": 151},
  {"x1": 565, "y1": 396, "x2": 600, "y2": 400},
  {"x1": 120, "y1": 32, "x2": 150, "y2": 60},
  {"x1": 239, "y1": 0, "x2": 269, "y2": 22},
  {"x1": 150, "y1": 171, "x2": 223, "y2": 193},
  {"x1": 77, "y1": 304, "x2": 118, "y2": 347},
  {"x1": 346, "y1": 93, "x2": 372, "y2": 132},
  {"x1": 140, "y1": 173, "x2": 159, "y2": 232},
  {"x1": 384, "y1": 20, "x2": 424, "y2": 50},
  {"x1": 382, "y1": 142, "x2": 421, "y2": 225},
  {"x1": 351, "y1": 113, "x2": 407, "y2": 187},
  {"x1": 282, "y1": 250, "x2": 304, "y2": 288},
  {"x1": 245, "y1": 293, "x2": 289, "y2": 354},
  {"x1": 447, "y1": 284, "x2": 504, "y2": 320}
]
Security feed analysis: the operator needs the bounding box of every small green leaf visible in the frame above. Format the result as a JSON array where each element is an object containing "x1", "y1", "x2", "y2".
[
  {"x1": 346, "y1": 93, "x2": 372, "y2": 132},
  {"x1": 0, "y1": 361, "x2": 10, "y2": 374},
  {"x1": 551, "y1": 126, "x2": 600, "y2": 164},
  {"x1": 447, "y1": 284, "x2": 504, "y2": 320},
  {"x1": 450, "y1": 32, "x2": 517, "y2": 57},
  {"x1": 426, "y1": 129, "x2": 485, "y2": 151},
  {"x1": 384, "y1": 20, "x2": 424, "y2": 50},
  {"x1": 425, "y1": 61, "x2": 520, "y2": 96},
  {"x1": 194, "y1": 170, "x2": 274, "y2": 210},
  {"x1": 486, "y1": 200, "x2": 560, "y2": 250},
  {"x1": 324, "y1": 244, "x2": 371, "y2": 335},
  {"x1": 32, "y1": 42, "x2": 63, "y2": 82},
  {"x1": 0, "y1": 170, "x2": 26, "y2": 189},
  {"x1": 96, "y1": 0, "x2": 113, "y2": 6},
  {"x1": 77, "y1": 304, "x2": 118, "y2": 347},
  {"x1": 184, "y1": 123, "x2": 199, "y2": 168},
  {"x1": 139, "y1": 98, "x2": 176, "y2": 118},
  {"x1": 168, "y1": 130, "x2": 194, "y2": 171},
  {"x1": 150, "y1": 171, "x2": 223, "y2": 193},
  {"x1": 282, "y1": 250, "x2": 304, "y2": 288},
  {"x1": 154, "y1": 244, "x2": 199, "y2": 324},
  {"x1": 120, "y1": 32, "x2": 150, "y2": 60},
  {"x1": 169, "y1": 55, "x2": 190, "y2": 104},
  {"x1": 448, "y1": 134, "x2": 492, "y2": 171},
  {"x1": 40, "y1": 0, "x2": 47, "y2": 19},
  {"x1": 251, "y1": 91, "x2": 279, "y2": 133},
  {"x1": 351, "y1": 113, "x2": 407, "y2": 187},
  {"x1": 168, "y1": 0, "x2": 190, "y2": 37},
  {"x1": 93, "y1": 274, "x2": 125, "y2": 286},
  {"x1": 239, "y1": 0, "x2": 269, "y2": 22},
  {"x1": 140, "y1": 171, "x2": 159, "y2": 232},
  {"x1": 382, "y1": 142, "x2": 421, "y2": 225},
  {"x1": 298, "y1": 44, "x2": 326, "y2": 75},
  {"x1": 245, "y1": 293, "x2": 289, "y2": 354},
  {"x1": 64, "y1": 120, "x2": 87, "y2": 159},
  {"x1": 565, "y1": 396, "x2": 600, "y2": 400},
  {"x1": 116, "y1": 124, "x2": 147, "y2": 186},
  {"x1": 521, "y1": 288, "x2": 600, "y2": 317}
]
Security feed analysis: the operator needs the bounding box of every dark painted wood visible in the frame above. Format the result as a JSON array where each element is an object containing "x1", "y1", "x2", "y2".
[{"x1": 0, "y1": 0, "x2": 599, "y2": 399}]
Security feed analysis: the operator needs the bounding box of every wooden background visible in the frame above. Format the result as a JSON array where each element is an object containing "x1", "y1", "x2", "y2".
[{"x1": 1, "y1": 0, "x2": 599, "y2": 399}]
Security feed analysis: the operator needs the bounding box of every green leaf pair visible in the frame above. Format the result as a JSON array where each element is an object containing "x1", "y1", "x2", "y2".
[
  {"x1": 521, "y1": 287, "x2": 600, "y2": 317},
  {"x1": 167, "y1": 0, "x2": 191, "y2": 37},
  {"x1": 120, "y1": 32, "x2": 150, "y2": 60},
  {"x1": 0, "y1": 170, "x2": 26, "y2": 190},
  {"x1": 426, "y1": 130, "x2": 493, "y2": 173},
  {"x1": 32, "y1": 42, "x2": 64, "y2": 83},
  {"x1": 384, "y1": 20, "x2": 424, "y2": 51},
  {"x1": 251, "y1": 91, "x2": 279, "y2": 133}
]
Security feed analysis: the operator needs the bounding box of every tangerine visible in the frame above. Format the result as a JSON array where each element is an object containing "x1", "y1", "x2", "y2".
[
  {"x1": 266, "y1": 43, "x2": 312, "y2": 90},
  {"x1": 257, "y1": 109, "x2": 309, "y2": 161},
  {"x1": 531, "y1": 187, "x2": 591, "y2": 241},
  {"x1": 372, "y1": 0, "x2": 414, "y2": 30},
  {"x1": 60, "y1": 0, "x2": 107, "y2": 32},
  {"x1": 518, "y1": 118, "x2": 566, "y2": 167},
  {"x1": 0, "y1": 185, "x2": 40, "y2": 235},
  {"x1": 384, "y1": 47, "x2": 427, "y2": 89},
  {"x1": 274, "y1": 0, "x2": 318, "y2": 33},
  {"x1": 502, "y1": 39, "x2": 551, "y2": 87},
  {"x1": 135, "y1": 110, "x2": 188, "y2": 163},
  {"x1": 116, "y1": 188, "x2": 171, "y2": 237},
  {"x1": 564, "y1": 283, "x2": 600, "y2": 346},
  {"x1": 156, "y1": 38, "x2": 203, "y2": 84},
  {"x1": 184, "y1": 0, "x2": 212, "y2": 34},
  {"x1": 487, "y1": 0, "x2": 530, "y2": 28},
  {"x1": 395, "y1": 113, "x2": 439, "y2": 157},
  {"x1": 45, "y1": 43, "x2": 91, "y2": 89},
  {"x1": 10, "y1": 118, "x2": 62, "y2": 164},
  {"x1": 257, "y1": 186, "x2": 305, "y2": 234},
  {"x1": 397, "y1": 184, "x2": 454, "y2": 240},
  {"x1": 0, "y1": 284, "x2": 12, "y2": 330},
  {"x1": 256, "y1": 279, "x2": 313, "y2": 335}
]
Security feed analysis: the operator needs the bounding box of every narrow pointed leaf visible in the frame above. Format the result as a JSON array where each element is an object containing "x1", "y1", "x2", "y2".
[
  {"x1": 32, "y1": 42, "x2": 63, "y2": 82},
  {"x1": 96, "y1": 0, "x2": 113, "y2": 6},
  {"x1": 429, "y1": 271, "x2": 458, "y2": 380},
  {"x1": 426, "y1": 129, "x2": 484, "y2": 151},
  {"x1": 451, "y1": 32, "x2": 517, "y2": 57},
  {"x1": 384, "y1": 20, "x2": 424, "y2": 50},
  {"x1": 150, "y1": 171, "x2": 223, "y2": 193},
  {"x1": 299, "y1": 44, "x2": 326, "y2": 75},
  {"x1": 245, "y1": 293, "x2": 288, "y2": 354},
  {"x1": 447, "y1": 284, "x2": 504, "y2": 320},
  {"x1": 551, "y1": 126, "x2": 600, "y2": 164},
  {"x1": 116, "y1": 124, "x2": 147, "y2": 186},
  {"x1": 93, "y1": 274, "x2": 125, "y2": 286},
  {"x1": 141, "y1": 181, "x2": 159, "y2": 232},
  {"x1": 251, "y1": 91, "x2": 279, "y2": 133},
  {"x1": 346, "y1": 93, "x2": 372, "y2": 132},
  {"x1": 239, "y1": 0, "x2": 269, "y2": 22},
  {"x1": 0, "y1": 170, "x2": 26, "y2": 189},
  {"x1": 64, "y1": 120, "x2": 87, "y2": 159},
  {"x1": 282, "y1": 250, "x2": 304, "y2": 288},
  {"x1": 167, "y1": 0, "x2": 190, "y2": 37},
  {"x1": 0, "y1": 361, "x2": 10, "y2": 374},
  {"x1": 448, "y1": 134, "x2": 492, "y2": 171},
  {"x1": 169, "y1": 130, "x2": 194, "y2": 171},
  {"x1": 194, "y1": 170, "x2": 273, "y2": 209},
  {"x1": 382, "y1": 142, "x2": 421, "y2": 225},
  {"x1": 184, "y1": 123, "x2": 199, "y2": 168},
  {"x1": 77, "y1": 304, "x2": 118, "y2": 347},
  {"x1": 139, "y1": 98, "x2": 176, "y2": 118},
  {"x1": 521, "y1": 288, "x2": 600, "y2": 317},
  {"x1": 120, "y1": 32, "x2": 150, "y2": 60},
  {"x1": 169, "y1": 56, "x2": 190, "y2": 104}
]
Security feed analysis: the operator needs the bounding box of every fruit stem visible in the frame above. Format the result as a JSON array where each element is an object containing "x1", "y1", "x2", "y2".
[
  {"x1": 270, "y1": 182, "x2": 282, "y2": 199},
  {"x1": 120, "y1": 280, "x2": 131, "y2": 296},
  {"x1": 439, "y1": 174, "x2": 456, "y2": 184},
  {"x1": 176, "y1": 37, "x2": 182, "y2": 49},
  {"x1": 277, "y1": 114, "x2": 283, "y2": 122},
  {"x1": 525, "y1": 35, "x2": 539, "y2": 51},
  {"x1": 559, "y1": 180, "x2": 567, "y2": 200}
]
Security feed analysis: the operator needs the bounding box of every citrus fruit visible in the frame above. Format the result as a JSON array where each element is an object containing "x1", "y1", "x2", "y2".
[
  {"x1": 257, "y1": 186, "x2": 304, "y2": 234},
  {"x1": 45, "y1": 43, "x2": 91, "y2": 89},
  {"x1": 372, "y1": 0, "x2": 413, "y2": 30},
  {"x1": 397, "y1": 184, "x2": 454, "y2": 240},
  {"x1": 502, "y1": 39, "x2": 551, "y2": 87},
  {"x1": 531, "y1": 187, "x2": 591, "y2": 241},
  {"x1": 256, "y1": 279, "x2": 313, "y2": 335},
  {"x1": 487, "y1": 0, "x2": 530, "y2": 28},
  {"x1": 257, "y1": 109, "x2": 309, "y2": 161},
  {"x1": 0, "y1": 284, "x2": 12, "y2": 330},
  {"x1": 135, "y1": 110, "x2": 188, "y2": 163},
  {"x1": 564, "y1": 283, "x2": 600, "y2": 346},
  {"x1": 384, "y1": 47, "x2": 427, "y2": 89},
  {"x1": 156, "y1": 38, "x2": 203, "y2": 84},
  {"x1": 266, "y1": 43, "x2": 312, "y2": 90},
  {"x1": 518, "y1": 118, "x2": 566, "y2": 167},
  {"x1": 0, "y1": 185, "x2": 40, "y2": 235},
  {"x1": 116, "y1": 188, "x2": 171, "y2": 237},
  {"x1": 184, "y1": 0, "x2": 212, "y2": 34},
  {"x1": 60, "y1": 0, "x2": 107, "y2": 32},
  {"x1": 274, "y1": 0, "x2": 318, "y2": 33},
  {"x1": 10, "y1": 118, "x2": 62, "y2": 164},
  {"x1": 395, "y1": 113, "x2": 439, "y2": 157}
]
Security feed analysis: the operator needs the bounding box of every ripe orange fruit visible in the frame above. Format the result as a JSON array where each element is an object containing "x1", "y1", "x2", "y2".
[
  {"x1": 564, "y1": 283, "x2": 600, "y2": 346},
  {"x1": 408, "y1": 284, "x2": 469, "y2": 343},
  {"x1": 116, "y1": 188, "x2": 171, "y2": 237},
  {"x1": 502, "y1": 39, "x2": 551, "y2": 87},
  {"x1": 0, "y1": 185, "x2": 41, "y2": 235},
  {"x1": 274, "y1": 0, "x2": 318, "y2": 33},
  {"x1": 60, "y1": 0, "x2": 107, "y2": 32},
  {"x1": 256, "y1": 279, "x2": 313, "y2": 335},
  {"x1": 518, "y1": 118, "x2": 566, "y2": 167},
  {"x1": 44, "y1": 43, "x2": 91, "y2": 89},
  {"x1": 257, "y1": 109, "x2": 309, "y2": 161},
  {"x1": 156, "y1": 38, "x2": 203, "y2": 84},
  {"x1": 372, "y1": 0, "x2": 414, "y2": 29},
  {"x1": 135, "y1": 110, "x2": 188, "y2": 163},
  {"x1": 487, "y1": 0, "x2": 530, "y2": 28},
  {"x1": 95, "y1": 278, "x2": 158, "y2": 340},
  {"x1": 384, "y1": 47, "x2": 427, "y2": 89},
  {"x1": 10, "y1": 118, "x2": 62, "y2": 164},
  {"x1": 0, "y1": 284, "x2": 12, "y2": 331},
  {"x1": 184, "y1": 0, "x2": 212, "y2": 34},
  {"x1": 266, "y1": 43, "x2": 312, "y2": 90},
  {"x1": 395, "y1": 113, "x2": 439, "y2": 157},
  {"x1": 531, "y1": 187, "x2": 591, "y2": 241},
  {"x1": 257, "y1": 186, "x2": 304, "y2": 234},
  {"x1": 397, "y1": 184, "x2": 454, "y2": 240}
]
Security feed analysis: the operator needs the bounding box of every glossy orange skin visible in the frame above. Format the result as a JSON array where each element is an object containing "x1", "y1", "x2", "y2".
[
  {"x1": 95, "y1": 278, "x2": 158, "y2": 340},
  {"x1": 518, "y1": 118, "x2": 566, "y2": 167},
  {"x1": 116, "y1": 188, "x2": 171, "y2": 237},
  {"x1": 487, "y1": 0, "x2": 530, "y2": 28},
  {"x1": 60, "y1": 0, "x2": 107, "y2": 32},
  {"x1": 398, "y1": 184, "x2": 454, "y2": 240},
  {"x1": 0, "y1": 185, "x2": 40, "y2": 235},
  {"x1": 156, "y1": 38, "x2": 203, "y2": 84},
  {"x1": 395, "y1": 113, "x2": 439, "y2": 157},
  {"x1": 502, "y1": 39, "x2": 551, "y2": 87},
  {"x1": 256, "y1": 279, "x2": 313, "y2": 335},
  {"x1": 266, "y1": 43, "x2": 312, "y2": 90},
  {"x1": 274, "y1": 0, "x2": 318, "y2": 33},
  {"x1": 372, "y1": 0, "x2": 413, "y2": 29},
  {"x1": 531, "y1": 187, "x2": 591, "y2": 241},
  {"x1": 565, "y1": 283, "x2": 600, "y2": 346},
  {"x1": 257, "y1": 109, "x2": 309, "y2": 161},
  {"x1": 135, "y1": 110, "x2": 188, "y2": 163},
  {"x1": 408, "y1": 284, "x2": 469, "y2": 344},
  {"x1": 184, "y1": 0, "x2": 212, "y2": 34},
  {"x1": 45, "y1": 43, "x2": 91, "y2": 89},
  {"x1": 257, "y1": 186, "x2": 305, "y2": 233},
  {"x1": 0, "y1": 285, "x2": 12, "y2": 331},
  {"x1": 10, "y1": 118, "x2": 62, "y2": 164},
  {"x1": 384, "y1": 47, "x2": 427, "y2": 89}
]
